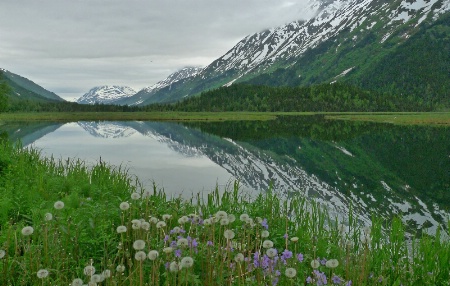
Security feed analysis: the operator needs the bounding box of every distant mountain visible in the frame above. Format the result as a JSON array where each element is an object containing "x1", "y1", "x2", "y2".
[
  {"x1": 114, "y1": 67, "x2": 203, "y2": 106},
  {"x1": 0, "y1": 68, "x2": 64, "y2": 102},
  {"x1": 77, "y1": 86, "x2": 136, "y2": 105},
  {"x1": 124, "y1": 0, "x2": 450, "y2": 107}
]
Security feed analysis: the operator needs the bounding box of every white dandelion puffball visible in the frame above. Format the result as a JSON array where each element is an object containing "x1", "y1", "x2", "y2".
[
  {"x1": 220, "y1": 218, "x2": 230, "y2": 226},
  {"x1": 172, "y1": 226, "x2": 181, "y2": 233},
  {"x1": 163, "y1": 247, "x2": 173, "y2": 254},
  {"x1": 142, "y1": 190, "x2": 151, "y2": 198},
  {"x1": 180, "y1": 256, "x2": 194, "y2": 268},
  {"x1": 116, "y1": 265, "x2": 125, "y2": 273},
  {"x1": 131, "y1": 192, "x2": 141, "y2": 200},
  {"x1": 116, "y1": 225, "x2": 127, "y2": 233},
  {"x1": 203, "y1": 218, "x2": 212, "y2": 226},
  {"x1": 148, "y1": 250, "x2": 159, "y2": 260},
  {"x1": 21, "y1": 226, "x2": 34, "y2": 236},
  {"x1": 133, "y1": 240, "x2": 146, "y2": 250},
  {"x1": 84, "y1": 265, "x2": 96, "y2": 276},
  {"x1": 228, "y1": 214, "x2": 236, "y2": 222},
  {"x1": 266, "y1": 248, "x2": 277, "y2": 258},
  {"x1": 224, "y1": 229, "x2": 235, "y2": 240},
  {"x1": 37, "y1": 269, "x2": 49, "y2": 278},
  {"x1": 88, "y1": 282, "x2": 97, "y2": 286},
  {"x1": 149, "y1": 217, "x2": 158, "y2": 224},
  {"x1": 262, "y1": 240, "x2": 274, "y2": 248},
  {"x1": 102, "y1": 269, "x2": 111, "y2": 278},
  {"x1": 44, "y1": 213, "x2": 53, "y2": 221},
  {"x1": 156, "y1": 221, "x2": 166, "y2": 228},
  {"x1": 54, "y1": 200, "x2": 65, "y2": 210},
  {"x1": 261, "y1": 230, "x2": 270, "y2": 238},
  {"x1": 141, "y1": 221, "x2": 150, "y2": 230},
  {"x1": 0, "y1": 249, "x2": 6, "y2": 259},
  {"x1": 234, "y1": 253, "x2": 245, "y2": 263},
  {"x1": 135, "y1": 251, "x2": 147, "y2": 261},
  {"x1": 290, "y1": 236, "x2": 299, "y2": 242},
  {"x1": 162, "y1": 214, "x2": 172, "y2": 220},
  {"x1": 131, "y1": 219, "x2": 141, "y2": 230},
  {"x1": 239, "y1": 213, "x2": 250, "y2": 222},
  {"x1": 326, "y1": 259, "x2": 339, "y2": 268},
  {"x1": 285, "y1": 267, "x2": 297, "y2": 278},
  {"x1": 311, "y1": 259, "x2": 320, "y2": 269},
  {"x1": 119, "y1": 202, "x2": 130, "y2": 211},
  {"x1": 72, "y1": 278, "x2": 84, "y2": 286},
  {"x1": 169, "y1": 261, "x2": 180, "y2": 272},
  {"x1": 215, "y1": 211, "x2": 227, "y2": 220},
  {"x1": 90, "y1": 274, "x2": 104, "y2": 283},
  {"x1": 177, "y1": 238, "x2": 189, "y2": 247},
  {"x1": 178, "y1": 216, "x2": 189, "y2": 224}
]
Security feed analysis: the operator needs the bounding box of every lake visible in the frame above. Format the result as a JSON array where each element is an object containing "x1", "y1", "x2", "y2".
[{"x1": 2, "y1": 115, "x2": 449, "y2": 235}]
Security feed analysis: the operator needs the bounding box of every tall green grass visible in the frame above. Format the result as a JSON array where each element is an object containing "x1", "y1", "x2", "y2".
[{"x1": 0, "y1": 141, "x2": 449, "y2": 285}]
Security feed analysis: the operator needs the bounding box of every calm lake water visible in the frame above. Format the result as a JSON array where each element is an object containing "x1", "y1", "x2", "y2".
[{"x1": 2, "y1": 116, "x2": 449, "y2": 234}]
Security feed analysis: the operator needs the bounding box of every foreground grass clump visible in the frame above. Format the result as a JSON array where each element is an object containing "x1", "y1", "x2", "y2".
[{"x1": 0, "y1": 142, "x2": 449, "y2": 285}]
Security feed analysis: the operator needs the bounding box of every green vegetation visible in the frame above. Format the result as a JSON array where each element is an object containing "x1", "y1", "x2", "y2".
[{"x1": 0, "y1": 140, "x2": 449, "y2": 285}]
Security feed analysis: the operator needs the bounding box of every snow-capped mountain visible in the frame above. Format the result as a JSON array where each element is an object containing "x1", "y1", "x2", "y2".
[
  {"x1": 77, "y1": 86, "x2": 136, "y2": 105},
  {"x1": 114, "y1": 67, "x2": 203, "y2": 106},
  {"x1": 127, "y1": 0, "x2": 449, "y2": 105}
]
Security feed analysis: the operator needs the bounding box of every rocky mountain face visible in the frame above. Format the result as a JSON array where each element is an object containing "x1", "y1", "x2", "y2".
[
  {"x1": 126, "y1": 0, "x2": 450, "y2": 106},
  {"x1": 76, "y1": 86, "x2": 136, "y2": 105},
  {"x1": 114, "y1": 67, "x2": 203, "y2": 106}
]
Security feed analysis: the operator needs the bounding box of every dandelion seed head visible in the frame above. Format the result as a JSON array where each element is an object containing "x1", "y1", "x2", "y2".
[
  {"x1": 234, "y1": 253, "x2": 245, "y2": 263},
  {"x1": 21, "y1": 226, "x2": 34, "y2": 236},
  {"x1": 261, "y1": 230, "x2": 270, "y2": 238},
  {"x1": 37, "y1": 269, "x2": 49, "y2": 279},
  {"x1": 131, "y1": 192, "x2": 141, "y2": 200},
  {"x1": 102, "y1": 269, "x2": 111, "y2": 278},
  {"x1": 84, "y1": 265, "x2": 96, "y2": 276},
  {"x1": 262, "y1": 240, "x2": 274, "y2": 248},
  {"x1": 156, "y1": 221, "x2": 166, "y2": 228},
  {"x1": 54, "y1": 200, "x2": 65, "y2": 210},
  {"x1": 163, "y1": 247, "x2": 173, "y2": 253},
  {"x1": 169, "y1": 261, "x2": 180, "y2": 272},
  {"x1": 220, "y1": 218, "x2": 230, "y2": 226},
  {"x1": 116, "y1": 265, "x2": 125, "y2": 273},
  {"x1": 203, "y1": 218, "x2": 212, "y2": 226},
  {"x1": 266, "y1": 248, "x2": 277, "y2": 258},
  {"x1": 0, "y1": 250, "x2": 5, "y2": 259},
  {"x1": 90, "y1": 274, "x2": 104, "y2": 283},
  {"x1": 285, "y1": 267, "x2": 297, "y2": 278},
  {"x1": 215, "y1": 211, "x2": 227, "y2": 220},
  {"x1": 141, "y1": 222, "x2": 150, "y2": 230},
  {"x1": 116, "y1": 225, "x2": 127, "y2": 233},
  {"x1": 133, "y1": 240, "x2": 146, "y2": 250},
  {"x1": 311, "y1": 259, "x2": 320, "y2": 269},
  {"x1": 290, "y1": 236, "x2": 299, "y2": 242},
  {"x1": 142, "y1": 190, "x2": 151, "y2": 198},
  {"x1": 149, "y1": 217, "x2": 158, "y2": 224},
  {"x1": 131, "y1": 219, "x2": 141, "y2": 230},
  {"x1": 148, "y1": 250, "x2": 159, "y2": 260},
  {"x1": 72, "y1": 278, "x2": 84, "y2": 286},
  {"x1": 228, "y1": 214, "x2": 236, "y2": 222},
  {"x1": 44, "y1": 213, "x2": 53, "y2": 221},
  {"x1": 239, "y1": 213, "x2": 250, "y2": 221},
  {"x1": 224, "y1": 229, "x2": 235, "y2": 240},
  {"x1": 88, "y1": 281, "x2": 98, "y2": 286},
  {"x1": 135, "y1": 251, "x2": 147, "y2": 261},
  {"x1": 326, "y1": 259, "x2": 339, "y2": 268},
  {"x1": 119, "y1": 202, "x2": 130, "y2": 211},
  {"x1": 162, "y1": 214, "x2": 172, "y2": 220},
  {"x1": 180, "y1": 256, "x2": 194, "y2": 268},
  {"x1": 178, "y1": 216, "x2": 189, "y2": 224},
  {"x1": 363, "y1": 226, "x2": 371, "y2": 235}
]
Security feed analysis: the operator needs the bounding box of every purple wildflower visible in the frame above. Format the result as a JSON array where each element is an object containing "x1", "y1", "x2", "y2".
[
  {"x1": 170, "y1": 241, "x2": 177, "y2": 248},
  {"x1": 261, "y1": 218, "x2": 269, "y2": 230},
  {"x1": 283, "y1": 233, "x2": 288, "y2": 239},
  {"x1": 165, "y1": 262, "x2": 170, "y2": 269},
  {"x1": 332, "y1": 275, "x2": 342, "y2": 284},
  {"x1": 207, "y1": 240, "x2": 213, "y2": 246},
  {"x1": 175, "y1": 249, "x2": 182, "y2": 257},
  {"x1": 272, "y1": 277, "x2": 279, "y2": 286},
  {"x1": 297, "y1": 253, "x2": 304, "y2": 262},
  {"x1": 346, "y1": 281, "x2": 352, "y2": 286},
  {"x1": 306, "y1": 276, "x2": 312, "y2": 284},
  {"x1": 164, "y1": 235, "x2": 170, "y2": 242},
  {"x1": 253, "y1": 251, "x2": 260, "y2": 268}
]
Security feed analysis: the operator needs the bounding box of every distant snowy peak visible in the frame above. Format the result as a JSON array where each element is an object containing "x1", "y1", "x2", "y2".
[
  {"x1": 144, "y1": 67, "x2": 203, "y2": 93},
  {"x1": 77, "y1": 85, "x2": 136, "y2": 105}
]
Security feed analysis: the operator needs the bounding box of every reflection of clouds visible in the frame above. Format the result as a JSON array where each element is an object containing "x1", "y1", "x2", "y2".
[{"x1": 78, "y1": 121, "x2": 136, "y2": 138}]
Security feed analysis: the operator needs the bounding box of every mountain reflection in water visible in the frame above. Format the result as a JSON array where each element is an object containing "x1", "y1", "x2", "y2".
[{"x1": 2, "y1": 116, "x2": 449, "y2": 235}]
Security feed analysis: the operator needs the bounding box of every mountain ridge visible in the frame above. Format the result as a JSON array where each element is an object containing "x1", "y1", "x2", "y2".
[{"x1": 77, "y1": 86, "x2": 136, "y2": 105}]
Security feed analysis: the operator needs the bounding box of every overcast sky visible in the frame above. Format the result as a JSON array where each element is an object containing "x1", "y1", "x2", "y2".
[{"x1": 0, "y1": 0, "x2": 314, "y2": 101}]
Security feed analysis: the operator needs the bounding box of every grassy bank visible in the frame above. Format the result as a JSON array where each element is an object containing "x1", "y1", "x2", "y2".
[
  {"x1": 1, "y1": 111, "x2": 450, "y2": 126},
  {"x1": 0, "y1": 141, "x2": 449, "y2": 285}
]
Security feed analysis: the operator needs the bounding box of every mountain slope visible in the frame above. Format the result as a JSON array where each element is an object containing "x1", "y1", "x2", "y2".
[
  {"x1": 115, "y1": 67, "x2": 203, "y2": 106},
  {"x1": 77, "y1": 86, "x2": 136, "y2": 105},
  {"x1": 130, "y1": 0, "x2": 450, "y2": 107},
  {"x1": 0, "y1": 68, "x2": 64, "y2": 102}
]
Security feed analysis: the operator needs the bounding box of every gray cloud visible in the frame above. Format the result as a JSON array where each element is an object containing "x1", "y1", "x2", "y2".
[{"x1": 0, "y1": 0, "x2": 312, "y2": 101}]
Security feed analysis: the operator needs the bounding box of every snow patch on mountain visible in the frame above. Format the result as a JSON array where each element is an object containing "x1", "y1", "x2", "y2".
[
  {"x1": 143, "y1": 67, "x2": 203, "y2": 93},
  {"x1": 77, "y1": 86, "x2": 136, "y2": 105}
]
